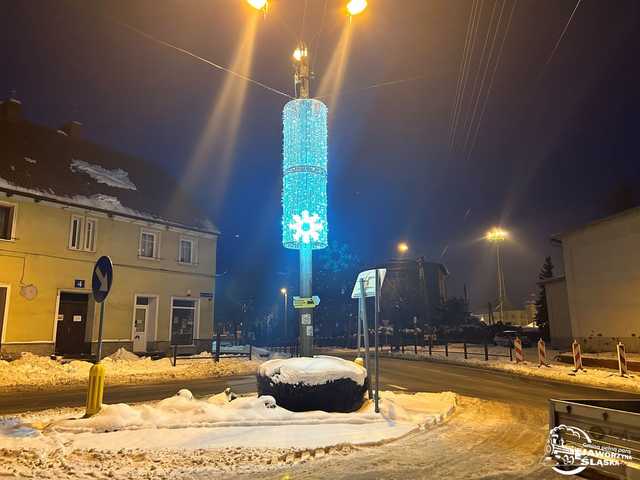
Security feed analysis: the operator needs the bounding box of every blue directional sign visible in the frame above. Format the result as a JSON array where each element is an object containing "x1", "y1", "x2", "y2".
[{"x1": 92, "y1": 256, "x2": 113, "y2": 303}]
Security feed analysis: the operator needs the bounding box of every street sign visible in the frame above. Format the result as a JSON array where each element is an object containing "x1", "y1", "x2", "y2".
[
  {"x1": 351, "y1": 269, "x2": 387, "y2": 299},
  {"x1": 293, "y1": 296, "x2": 320, "y2": 309},
  {"x1": 92, "y1": 256, "x2": 113, "y2": 304}
]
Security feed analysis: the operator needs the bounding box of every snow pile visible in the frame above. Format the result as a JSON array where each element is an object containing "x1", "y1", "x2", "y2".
[
  {"x1": 107, "y1": 347, "x2": 140, "y2": 361},
  {"x1": 259, "y1": 355, "x2": 366, "y2": 386},
  {"x1": 1, "y1": 389, "x2": 456, "y2": 452},
  {"x1": 70, "y1": 159, "x2": 137, "y2": 190},
  {"x1": 0, "y1": 352, "x2": 258, "y2": 391}
]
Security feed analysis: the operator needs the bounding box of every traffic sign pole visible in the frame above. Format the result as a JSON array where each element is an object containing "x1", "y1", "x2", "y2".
[{"x1": 96, "y1": 301, "x2": 105, "y2": 362}]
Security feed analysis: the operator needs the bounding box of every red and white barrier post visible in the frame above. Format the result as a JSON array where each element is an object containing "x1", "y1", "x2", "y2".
[
  {"x1": 617, "y1": 342, "x2": 628, "y2": 377},
  {"x1": 538, "y1": 339, "x2": 550, "y2": 367},
  {"x1": 514, "y1": 337, "x2": 525, "y2": 363},
  {"x1": 572, "y1": 340, "x2": 584, "y2": 372}
]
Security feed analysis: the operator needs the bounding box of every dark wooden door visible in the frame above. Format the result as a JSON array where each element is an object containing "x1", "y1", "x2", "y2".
[{"x1": 55, "y1": 293, "x2": 89, "y2": 355}]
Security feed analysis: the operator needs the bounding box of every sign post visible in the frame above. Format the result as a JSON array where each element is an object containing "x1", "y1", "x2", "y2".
[
  {"x1": 92, "y1": 256, "x2": 113, "y2": 361},
  {"x1": 352, "y1": 268, "x2": 387, "y2": 407},
  {"x1": 374, "y1": 268, "x2": 381, "y2": 413},
  {"x1": 85, "y1": 256, "x2": 113, "y2": 418}
]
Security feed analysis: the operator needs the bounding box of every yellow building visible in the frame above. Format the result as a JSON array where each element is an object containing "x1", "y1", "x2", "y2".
[{"x1": 0, "y1": 98, "x2": 218, "y2": 357}]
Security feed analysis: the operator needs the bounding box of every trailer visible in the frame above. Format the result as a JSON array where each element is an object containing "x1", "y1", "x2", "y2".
[{"x1": 548, "y1": 399, "x2": 640, "y2": 479}]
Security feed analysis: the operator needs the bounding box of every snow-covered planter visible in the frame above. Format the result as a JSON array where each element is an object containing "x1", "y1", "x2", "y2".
[{"x1": 257, "y1": 356, "x2": 368, "y2": 413}]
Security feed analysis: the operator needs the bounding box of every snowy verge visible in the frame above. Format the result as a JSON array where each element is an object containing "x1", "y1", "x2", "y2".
[
  {"x1": 382, "y1": 350, "x2": 640, "y2": 393},
  {"x1": 0, "y1": 351, "x2": 259, "y2": 391},
  {"x1": 1, "y1": 390, "x2": 456, "y2": 452}
]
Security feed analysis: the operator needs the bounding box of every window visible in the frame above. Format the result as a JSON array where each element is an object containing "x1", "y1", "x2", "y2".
[
  {"x1": 179, "y1": 238, "x2": 196, "y2": 264},
  {"x1": 0, "y1": 205, "x2": 14, "y2": 240},
  {"x1": 69, "y1": 215, "x2": 83, "y2": 250},
  {"x1": 171, "y1": 298, "x2": 197, "y2": 345},
  {"x1": 140, "y1": 230, "x2": 158, "y2": 259},
  {"x1": 84, "y1": 218, "x2": 97, "y2": 252},
  {"x1": 69, "y1": 216, "x2": 97, "y2": 251}
]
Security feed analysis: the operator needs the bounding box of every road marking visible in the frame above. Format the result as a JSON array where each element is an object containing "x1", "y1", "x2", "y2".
[{"x1": 386, "y1": 384, "x2": 408, "y2": 391}]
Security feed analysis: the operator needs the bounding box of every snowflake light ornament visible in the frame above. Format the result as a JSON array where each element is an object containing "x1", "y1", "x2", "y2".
[{"x1": 289, "y1": 210, "x2": 324, "y2": 244}]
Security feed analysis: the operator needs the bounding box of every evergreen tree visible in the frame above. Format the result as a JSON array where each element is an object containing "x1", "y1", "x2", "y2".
[{"x1": 535, "y1": 256, "x2": 554, "y2": 339}]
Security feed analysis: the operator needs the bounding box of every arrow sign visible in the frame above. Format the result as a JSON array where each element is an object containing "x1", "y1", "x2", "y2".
[
  {"x1": 92, "y1": 256, "x2": 113, "y2": 303},
  {"x1": 293, "y1": 296, "x2": 320, "y2": 309}
]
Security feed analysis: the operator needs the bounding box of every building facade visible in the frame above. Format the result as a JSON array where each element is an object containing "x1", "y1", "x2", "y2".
[
  {"x1": 546, "y1": 207, "x2": 640, "y2": 352},
  {"x1": 0, "y1": 98, "x2": 218, "y2": 357}
]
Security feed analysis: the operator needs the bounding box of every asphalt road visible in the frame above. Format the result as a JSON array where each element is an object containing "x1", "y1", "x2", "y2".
[{"x1": 1, "y1": 355, "x2": 637, "y2": 415}]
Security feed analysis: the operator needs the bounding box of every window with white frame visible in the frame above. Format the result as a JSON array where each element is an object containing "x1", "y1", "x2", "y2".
[
  {"x1": 84, "y1": 218, "x2": 97, "y2": 252},
  {"x1": 139, "y1": 230, "x2": 158, "y2": 259},
  {"x1": 0, "y1": 204, "x2": 15, "y2": 241},
  {"x1": 69, "y1": 215, "x2": 98, "y2": 251},
  {"x1": 178, "y1": 237, "x2": 196, "y2": 264},
  {"x1": 69, "y1": 215, "x2": 83, "y2": 250}
]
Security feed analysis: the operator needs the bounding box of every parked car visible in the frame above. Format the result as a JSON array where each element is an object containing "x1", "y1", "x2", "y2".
[{"x1": 493, "y1": 330, "x2": 532, "y2": 347}]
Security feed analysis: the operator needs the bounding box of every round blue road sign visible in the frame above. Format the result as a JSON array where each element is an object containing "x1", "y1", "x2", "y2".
[{"x1": 92, "y1": 256, "x2": 113, "y2": 303}]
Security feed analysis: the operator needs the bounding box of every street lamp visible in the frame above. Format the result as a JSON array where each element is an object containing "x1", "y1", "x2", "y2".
[
  {"x1": 485, "y1": 227, "x2": 509, "y2": 324},
  {"x1": 347, "y1": 0, "x2": 368, "y2": 16},
  {"x1": 246, "y1": 0, "x2": 268, "y2": 11},
  {"x1": 397, "y1": 242, "x2": 409, "y2": 255},
  {"x1": 280, "y1": 288, "x2": 288, "y2": 339}
]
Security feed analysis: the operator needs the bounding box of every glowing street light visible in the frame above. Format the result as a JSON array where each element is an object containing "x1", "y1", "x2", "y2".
[
  {"x1": 347, "y1": 0, "x2": 368, "y2": 16},
  {"x1": 397, "y1": 242, "x2": 409, "y2": 254},
  {"x1": 485, "y1": 227, "x2": 509, "y2": 324},
  {"x1": 485, "y1": 227, "x2": 509, "y2": 243},
  {"x1": 246, "y1": 0, "x2": 268, "y2": 11},
  {"x1": 292, "y1": 46, "x2": 307, "y2": 62}
]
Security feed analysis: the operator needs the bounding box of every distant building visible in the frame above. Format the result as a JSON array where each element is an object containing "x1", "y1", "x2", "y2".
[
  {"x1": 474, "y1": 301, "x2": 531, "y2": 327},
  {"x1": 0, "y1": 98, "x2": 219, "y2": 357},
  {"x1": 380, "y1": 257, "x2": 448, "y2": 329},
  {"x1": 545, "y1": 206, "x2": 640, "y2": 352}
]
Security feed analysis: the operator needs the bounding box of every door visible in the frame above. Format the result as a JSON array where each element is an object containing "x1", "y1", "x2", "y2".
[
  {"x1": 55, "y1": 293, "x2": 89, "y2": 356},
  {"x1": 0, "y1": 287, "x2": 7, "y2": 347},
  {"x1": 133, "y1": 305, "x2": 148, "y2": 352}
]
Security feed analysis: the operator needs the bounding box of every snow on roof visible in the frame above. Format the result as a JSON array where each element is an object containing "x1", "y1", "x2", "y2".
[
  {"x1": 258, "y1": 355, "x2": 367, "y2": 386},
  {"x1": 0, "y1": 175, "x2": 214, "y2": 233},
  {"x1": 70, "y1": 159, "x2": 137, "y2": 191}
]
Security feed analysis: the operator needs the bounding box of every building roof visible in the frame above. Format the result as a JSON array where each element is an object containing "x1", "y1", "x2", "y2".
[
  {"x1": 0, "y1": 99, "x2": 218, "y2": 235},
  {"x1": 551, "y1": 206, "x2": 640, "y2": 242}
]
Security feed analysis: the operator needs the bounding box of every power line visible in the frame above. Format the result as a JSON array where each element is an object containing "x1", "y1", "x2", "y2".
[
  {"x1": 463, "y1": 0, "x2": 506, "y2": 153},
  {"x1": 315, "y1": 75, "x2": 427, "y2": 101},
  {"x1": 111, "y1": 17, "x2": 293, "y2": 100},
  {"x1": 449, "y1": 0, "x2": 478, "y2": 146},
  {"x1": 466, "y1": 0, "x2": 517, "y2": 161},
  {"x1": 450, "y1": 0, "x2": 484, "y2": 150},
  {"x1": 540, "y1": 0, "x2": 583, "y2": 77}
]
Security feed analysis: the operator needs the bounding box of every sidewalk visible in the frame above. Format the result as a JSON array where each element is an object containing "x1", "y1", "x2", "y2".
[{"x1": 378, "y1": 345, "x2": 640, "y2": 394}]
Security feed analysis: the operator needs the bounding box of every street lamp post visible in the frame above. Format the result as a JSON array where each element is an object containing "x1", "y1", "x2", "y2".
[
  {"x1": 485, "y1": 227, "x2": 509, "y2": 323},
  {"x1": 280, "y1": 288, "x2": 288, "y2": 339}
]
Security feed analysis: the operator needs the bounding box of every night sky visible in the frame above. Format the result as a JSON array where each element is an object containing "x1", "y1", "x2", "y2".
[{"x1": 2, "y1": 0, "x2": 639, "y2": 315}]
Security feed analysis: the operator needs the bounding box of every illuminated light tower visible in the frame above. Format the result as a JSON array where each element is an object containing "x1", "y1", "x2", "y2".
[
  {"x1": 282, "y1": 44, "x2": 328, "y2": 357},
  {"x1": 485, "y1": 227, "x2": 509, "y2": 324}
]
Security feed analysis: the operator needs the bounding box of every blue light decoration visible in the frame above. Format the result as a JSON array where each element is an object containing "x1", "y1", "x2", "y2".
[{"x1": 282, "y1": 98, "x2": 328, "y2": 250}]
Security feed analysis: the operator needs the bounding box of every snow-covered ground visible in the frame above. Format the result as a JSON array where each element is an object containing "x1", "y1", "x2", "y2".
[
  {"x1": 372, "y1": 344, "x2": 640, "y2": 393},
  {"x1": 0, "y1": 389, "x2": 457, "y2": 479},
  {"x1": 0, "y1": 350, "x2": 259, "y2": 391}
]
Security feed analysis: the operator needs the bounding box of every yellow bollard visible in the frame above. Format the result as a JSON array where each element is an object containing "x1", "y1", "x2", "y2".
[{"x1": 85, "y1": 362, "x2": 106, "y2": 417}]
